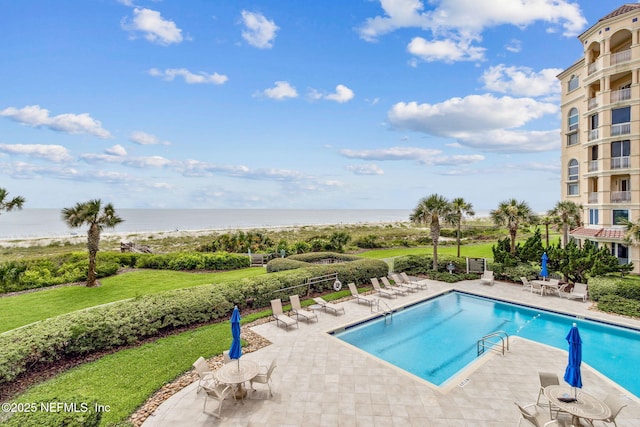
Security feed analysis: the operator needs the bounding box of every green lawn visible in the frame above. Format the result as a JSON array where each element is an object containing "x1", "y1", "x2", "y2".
[
  {"x1": 6, "y1": 317, "x2": 249, "y2": 426},
  {"x1": 0, "y1": 268, "x2": 265, "y2": 333}
]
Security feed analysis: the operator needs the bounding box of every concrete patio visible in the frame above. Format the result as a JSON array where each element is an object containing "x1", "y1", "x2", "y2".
[{"x1": 142, "y1": 278, "x2": 640, "y2": 426}]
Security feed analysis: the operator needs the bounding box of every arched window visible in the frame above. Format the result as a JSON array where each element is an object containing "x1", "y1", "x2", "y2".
[
  {"x1": 567, "y1": 159, "x2": 579, "y2": 196},
  {"x1": 568, "y1": 108, "x2": 579, "y2": 132},
  {"x1": 568, "y1": 159, "x2": 579, "y2": 181},
  {"x1": 568, "y1": 75, "x2": 579, "y2": 91}
]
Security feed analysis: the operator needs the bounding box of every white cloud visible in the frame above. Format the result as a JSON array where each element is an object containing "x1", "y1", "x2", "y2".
[
  {"x1": 309, "y1": 84, "x2": 355, "y2": 103},
  {"x1": 148, "y1": 68, "x2": 228, "y2": 85},
  {"x1": 105, "y1": 144, "x2": 127, "y2": 156},
  {"x1": 505, "y1": 39, "x2": 522, "y2": 53},
  {"x1": 262, "y1": 81, "x2": 298, "y2": 100},
  {"x1": 80, "y1": 152, "x2": 173, "y2": 168},
  {"x1": 388, "y1": 94, "x2": 557, "y2": 134},
  {"x1": 325, "y1": 85, "x2": 355, "y2": 103},
  {"x1": 387, "y1": 94, "x2": 559, "y2": 153},
  {"x1": 407, "y1": 36, "x2": 485, "y2": 63},
  {"x1": 241, "y1": 10, "x2": 279, "y2": 49},
  {"x1": 0, "y1": 105, "x2": 112, "y2": 138},
  {"x1": 130, "y1": 131, "x2": 171, "y2": 146},
  {"x1": 358, "y1": 0, "x2": 430, "y2": 42},
  {"x1": 122, "y1": 8, "x2": 183, "y2": 46},
  {"x1": 347, "y1": 164, "x2": 385, "y2": 175},
  {"x1": 359, "y1": 1, "x2": 587, "y2": 63},
  {"x1": 481, "y1": 65, "x2": 562, "y2": 97},
  {"x1": 340, "y1": 146, "x2": 484, "y2": 166},
  {"x1": 0, "y1": 143, "x2": 72, "y2": 162},
  {"x1": 359, "y1": 0, "x2": 587, "y2": 40}
]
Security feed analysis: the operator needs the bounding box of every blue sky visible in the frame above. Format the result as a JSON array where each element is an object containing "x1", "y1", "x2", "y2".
[{"x1": 0, "y1": 1, "x2": 632, "y2": 212}]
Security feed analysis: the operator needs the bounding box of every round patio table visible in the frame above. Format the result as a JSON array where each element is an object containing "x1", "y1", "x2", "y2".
[
  {"x1": 216, "y1": 359, "x2": 259, "y2": 400},
  {"x1": 544, "y1": 385, "x2": 611, "y2": 426}
]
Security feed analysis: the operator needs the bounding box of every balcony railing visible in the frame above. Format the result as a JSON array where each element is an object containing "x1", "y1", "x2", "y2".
[
  {"x1": 588, "y1": 61, "x2": 599, "y2": 75},
  {"x1": 611, "y1": 122, "x2": 631, "y2": 136},
  {"x1": 588, "y1": 96, "x2": 600, "y2": 110},
  {"x1": 611, "y1": 88, "x2": 631, "y2": 103},
  {"x1": 610, "y1": 49, "x2": 631, "y2": 66},
  {"x1": 611, "y1": 156, "x2": 630, "y2": 169},
  {"x1": 588, "y1": 160, "x2": 599, "y2": 172},
  {"x1": 588, "y1": 129, "x2": 600, "y2": 141},
  {"x1": 611, "y1": 191, "x2": 631, "y2": 203},
  {"x1": 588, "y1": 192, "x2": 598, "y2": 203}
]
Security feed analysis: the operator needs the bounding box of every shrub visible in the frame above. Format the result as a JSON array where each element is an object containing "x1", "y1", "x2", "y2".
[
  {"x1": 266, "y1": 258, "x2": 309, "y2": 273},
  {"x1": 597, "y1": 295, "x2": 640, "y2": 318}
]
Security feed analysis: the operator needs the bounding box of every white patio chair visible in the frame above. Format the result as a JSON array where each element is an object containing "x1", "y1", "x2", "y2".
[
  {"x1": 565, "y1": 283, "x2": 588, "y2": 302},
  {"x1": 250, "y1": 359, "x2": 277, "y2": 398}
]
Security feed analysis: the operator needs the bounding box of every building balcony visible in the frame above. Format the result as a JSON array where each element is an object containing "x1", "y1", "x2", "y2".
[
  {"x1": 588, "y1": 95, "x2": 600, "y2": 110},
  {"x1": 611, "y1": 156, "x2": 630, "y2": 169},
  {"x1": 588, "y1": 61, "x2": 599, "y2": 75},
  {"x1": 588, "y1": 192, "x2": 598, "y2": 203},
  {"x1": 611, "y1": 88, "x2": 631, "y2": 103},
  {"x1": 610, "y1": 49, "x2": 632, "y2": 66},
  {"x1": 611, "y1": 191, "x2": 631, "y2": 203},
  {"x1": 611, "y1": 122, "x2": 631, "y2": 137},
  {"x1": 588, "y1": 129, "x2": 599, "y2": 141},
  {"x1": 588, "y1": 160, "x2": 599, "y2": 172}
]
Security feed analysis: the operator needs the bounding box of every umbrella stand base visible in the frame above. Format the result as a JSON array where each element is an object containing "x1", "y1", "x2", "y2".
[{"x1": 233, "y1": 384, "x2": 248, "y2": 400}]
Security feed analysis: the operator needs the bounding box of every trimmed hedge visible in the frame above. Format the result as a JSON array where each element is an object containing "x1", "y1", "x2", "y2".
[
  {"x1": 597, "y1": 295, "x2": 640, "y2": 318},
  {"x1": 287, "y1": 252, "x2": 361, "y2": 262},
  {"x1": 265, "y1": 258, "x2": 309, "y2": 273},
  {"x1": 0, "y1": 254, "x2": 386, "y2": 388},
  {"x1": 393, "y1": 254, "x2": 466, "y2": 275},
  {"x1": 0, "y1": 251, "x2": 250, "y2": 294}
]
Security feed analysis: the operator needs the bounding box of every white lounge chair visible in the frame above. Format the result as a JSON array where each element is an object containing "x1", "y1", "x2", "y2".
[
  {"x1": 390, "y1": 273, "x2": 420, "y2": 292},
  {"x1": 348, "y1": 282, "x2": 376, "y2": 306},
  {"x1": 399, "y1": 272, "x2": 428, "y2": 289},
  {"x1": 312, "y1": 296, "x2": 345, "y2": 315},
  {"x1": 289, "y1": 294, "x2": 318, "y2": 323},
  {"x1": 270, "y1": 298, "x2": 298, "y2": 330},
  {"x1": 564, "y1": 283, "x2": 588, "y2": 302},
  {"x1": 480, "y1": 270, "x2": 494, "y2": 285},
  {"x1": 380, "y1": 276, "x2": 409, "y2": 295},
  {"x1": 370, "y1": 277, "x2": 397, "y2": 298}
]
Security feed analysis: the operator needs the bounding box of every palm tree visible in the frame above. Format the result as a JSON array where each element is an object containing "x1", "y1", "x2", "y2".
[
  {"x1": 61, "y1": 199, "x2": 123, "y2": 287},
  {"x1": 410, "y1": 194, "x2": 452, "y2": 270},
  {"x1": 448, "y1": 197, "x2": 475, "y2": 258},
  {"x1": 548, "y1": 200, "x2": 583, "y2": 248},
  {"x1": 540, "y1": 215, "x2": 552, "y2": 248},
  {"x1": 490, "y1": 199, "x2": 535, "y2": 254},
  {"x1": 0, "y1": 188, "x2": 25, "y2": 215},
  {"x1": 621, "y1": 218, "x2": 640, "y2": 246}
]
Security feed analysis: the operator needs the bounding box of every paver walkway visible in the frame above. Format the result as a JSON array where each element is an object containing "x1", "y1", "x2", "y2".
[{"x1": 143, "y1": 278, "x2": 640, "y2": 426}]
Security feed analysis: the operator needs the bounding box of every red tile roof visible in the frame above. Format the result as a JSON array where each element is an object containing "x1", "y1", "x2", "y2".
[
  {"x1": 599, "y1": 4, "x2": 640, "y2": 22},
  {"x1": 570, "y1": 227, "x2": 626, "y2": 240}
]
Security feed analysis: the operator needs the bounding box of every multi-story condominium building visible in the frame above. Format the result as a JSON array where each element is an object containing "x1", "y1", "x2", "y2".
[{"x1": 558, "y1": 4, "x2": 640, "y2": 273}]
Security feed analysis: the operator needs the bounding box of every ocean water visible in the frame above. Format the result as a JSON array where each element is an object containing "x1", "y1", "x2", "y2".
[{"x1": 0, "y1": 209, "x2": 412, "y2": 240}]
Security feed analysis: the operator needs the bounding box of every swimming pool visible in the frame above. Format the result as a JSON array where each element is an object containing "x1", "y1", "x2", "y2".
[{"x1": 332, "y1": 291, "x2": 640, "y2": 397}]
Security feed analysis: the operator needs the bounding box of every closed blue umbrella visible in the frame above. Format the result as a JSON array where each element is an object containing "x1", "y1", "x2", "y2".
[
  {"x1": 540, "y1": 252, "x2": 549, "y2": 279},
  {"x1": 563, "y1": 323, "x2": 582, "y2": 398},
  {"x1": 229, "y1": 306, "x2": 242, "y2": 371}
]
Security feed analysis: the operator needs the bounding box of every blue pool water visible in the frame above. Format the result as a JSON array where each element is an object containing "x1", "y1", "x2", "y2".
[{"x1": 332, "y1": 292, "x2": 640, "y2": 396}]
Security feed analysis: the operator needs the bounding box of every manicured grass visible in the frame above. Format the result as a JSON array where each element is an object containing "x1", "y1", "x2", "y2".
[
  {"x1": 0, "y1": 268, "x2": 265, "y2": 333},
  {"x1": 9, "y1": 315, "x2": 258, "y2": 426}
]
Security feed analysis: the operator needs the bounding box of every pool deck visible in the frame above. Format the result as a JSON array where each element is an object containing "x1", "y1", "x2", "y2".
[{"x1": 142, "y1": 278, "x2": 640, "y2": 426}]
